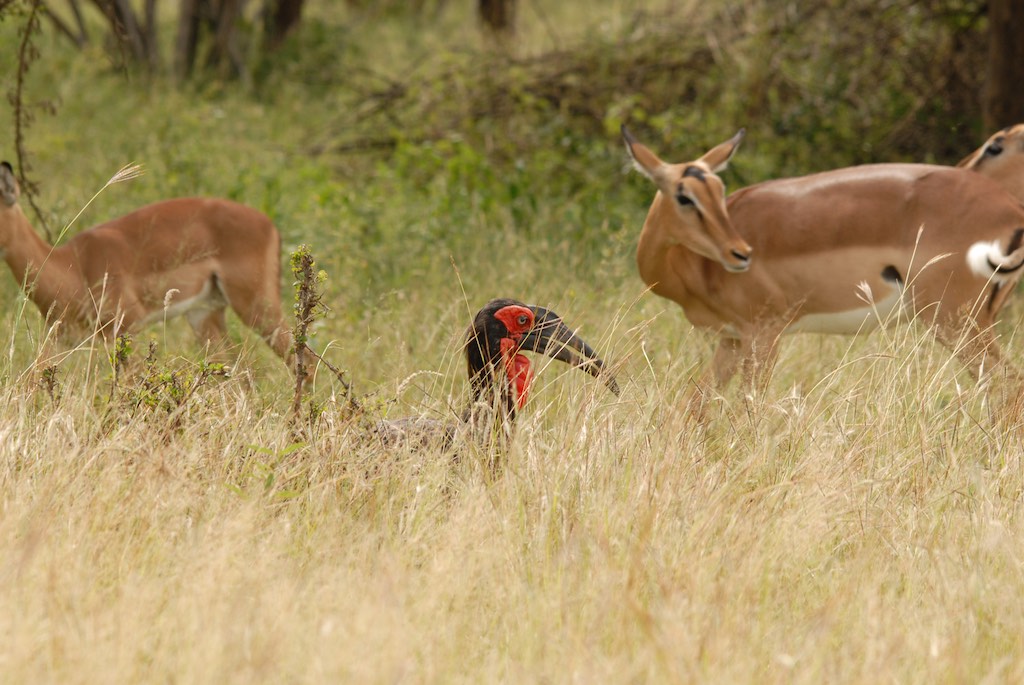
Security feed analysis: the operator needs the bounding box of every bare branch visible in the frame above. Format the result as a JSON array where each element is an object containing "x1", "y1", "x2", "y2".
[{"x1": 10, "y1": 0, "x2": 54, "y2": 242}]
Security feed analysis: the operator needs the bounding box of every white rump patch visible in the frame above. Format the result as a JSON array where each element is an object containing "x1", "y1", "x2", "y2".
[
  {"x1": 967, "y1": 240, "x2": 999, "y2": 279},
  {"x1": 967, "y1": 240, "x2": 1013, "y2": 282},
  {"x1": 139, "y1": 278, "x2": 225, "y2": 327}
]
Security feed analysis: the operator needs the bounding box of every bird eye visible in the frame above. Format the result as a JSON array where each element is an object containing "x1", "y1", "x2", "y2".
[
  {"x1": 516, "y1": 314, "x2": 529, "y2": 327},
  {"x1": 676, "y1": 193, "x2": 694, "y2": 207}
]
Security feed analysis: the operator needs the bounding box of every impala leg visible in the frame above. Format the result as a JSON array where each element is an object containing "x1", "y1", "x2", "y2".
[
  {"x1": 713, "y1": 337, "x2": 745, "y2": 387},
  {"x1": 32, "y1": 315, "x2": 74, "y2": 377},
  {"x1": 933, "y1": 313, "x2": 1017, "y2": 381},
  {"x1": 251, "y1": 309, "x2": 295, "y2": 365},
  {"x1": 950, "y1": 329, "x2": 1008, "y2": 381},
  {"x1": 685, "y1": 337, "x2": 743, "y2": 419},
  {"x1": 740, "y1": 329, "x2": 781, "y2": 397},
  {"x1": 249, "y1": 308, "x2": 296, "y2": 367},
  {"x1": 934, "y1": 316, "x2": 1024, "y2": 423},
  {"x1": 219, "y1": 278, "x2": 296, "y2": 369},
  {"x1": 187, "y1": 307, "x2": 231, "y2": 361}
]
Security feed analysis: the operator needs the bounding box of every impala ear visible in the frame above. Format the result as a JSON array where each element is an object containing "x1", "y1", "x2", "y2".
[
  {"x1": 958, "y1": 149, "x2": 983, "y2": 167},
  {"x1": 0, "y1": 161, "x2": 18, "y2": 207},
  {"x1": 622, "y1": 125, "x2": 666, "y2": 181},
  {"x1": 700, "y1": 129, "x2": 745, "y2": 173}
]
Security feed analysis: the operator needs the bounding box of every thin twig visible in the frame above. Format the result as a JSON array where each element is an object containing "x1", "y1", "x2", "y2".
[
  {"x1": 11, "y1": 0, "x2": 53, "y2": 242},
  {"x1": 302, "y1": 343, "x2": 361, "y2": 412}
]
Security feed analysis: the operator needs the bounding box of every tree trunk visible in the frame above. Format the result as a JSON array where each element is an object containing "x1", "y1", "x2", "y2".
[
  {"x1": 984, "y1": 0, "x2": 1024, "y2": 130},
  {"x1": 263, "y1": 0, "x2": 304, "y2": 51},
  {"x1": 175, "y1": 0, "x2": 201, "y2": 79},
  {"x1": 112, "y1": 0, "x2": 145, "y2": 62},
  {"x1": 206, "y1": 0, "x2": 246, "y2": 77},
  {"x1": 86, "y1": 0, "x2": 159, "y2": 70},
  {"x1": 143, "y1": 0, "x2": 158, "y2": 69},
  {"x1": 176, "y1": 0, "x2": 247, "y2": 80},
  {"x1": 66, "y1": 0, "x2": 88, "y2": 42},
  {"x1": 478, "y1": 0, "x2": 515, "y2": 34},
  {"x1": 43, "y1": 0, "x2": 89, "y2": 46}
]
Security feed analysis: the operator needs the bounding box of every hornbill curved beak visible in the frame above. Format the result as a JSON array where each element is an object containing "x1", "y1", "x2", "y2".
[{"x1": 519, "y1": 305, "x2": 621, "y2": 396}]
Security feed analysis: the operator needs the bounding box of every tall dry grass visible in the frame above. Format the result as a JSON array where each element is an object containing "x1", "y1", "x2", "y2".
[
  {"x1": 2, "y1": 300, "x2": 1024, "y2": 683},
  {"x1": 1, "y1": 1, "x2": 1021, "y2": 681}
]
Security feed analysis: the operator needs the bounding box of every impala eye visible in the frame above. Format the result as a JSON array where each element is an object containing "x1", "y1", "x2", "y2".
[
  {"x1": 985, "y1": 140, "x2": 1004, "y2": 157},
  {"x1": 675, "y1": 193, "x2": 694, "y2": 207}
]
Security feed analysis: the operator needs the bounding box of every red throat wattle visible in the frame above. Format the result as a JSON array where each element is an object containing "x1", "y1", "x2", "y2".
[{"x1": 500, "y1": 337, "x2": 533, "y2": 409}]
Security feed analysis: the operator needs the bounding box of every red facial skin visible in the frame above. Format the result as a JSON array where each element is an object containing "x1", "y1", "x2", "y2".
[
  {"x1": 499, "y1": 338, "x2": 533, "y2": 409},
  {"x1": 494, "y1": 305, "x2": 536, "y2": 409},
  {"x1": 493, "y1": 305, "x2": 535, "y2": 341}
]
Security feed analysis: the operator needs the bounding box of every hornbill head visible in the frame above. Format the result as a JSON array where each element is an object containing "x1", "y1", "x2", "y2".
[{"x1": 465, "y1": 298, "x2": 620, "y2": 414}]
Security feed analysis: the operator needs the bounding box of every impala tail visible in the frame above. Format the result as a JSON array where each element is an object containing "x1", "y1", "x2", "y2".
[{"x1": 967, "y1": 228, "x2": 1024, "y2": 283}]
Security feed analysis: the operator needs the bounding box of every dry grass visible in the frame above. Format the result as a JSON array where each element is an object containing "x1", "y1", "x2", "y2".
[
  {"x1": 2, "y1": 305, "x2": 1024, "y2": 684},
  {"x1": 1, "y1": 1, "x2": 1019, "y2": 681}
]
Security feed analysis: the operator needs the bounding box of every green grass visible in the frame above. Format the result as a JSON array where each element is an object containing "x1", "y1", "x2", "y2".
[{"x1": 2, "y1": 1, "x2": 1023, "y2": 682}]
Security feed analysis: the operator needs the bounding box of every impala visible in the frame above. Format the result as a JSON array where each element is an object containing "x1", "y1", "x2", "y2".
[
  {"x1": 958, "y1": 124, "x2": 1024, "y2": 203},
  {"x1": 622, "y1": 126, "x2": 1024, "y2": 402},
  {"x1": 0, "y1": 161, "x2": 295, "y2": 369}
]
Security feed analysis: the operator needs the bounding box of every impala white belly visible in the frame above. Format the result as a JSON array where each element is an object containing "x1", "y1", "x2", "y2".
[
  {"x1": 785, "y1": 285, "x2": 905, "y2": 335},
  {"x1": 138, "y1": 277, "x2": 226, "y2": 327}
]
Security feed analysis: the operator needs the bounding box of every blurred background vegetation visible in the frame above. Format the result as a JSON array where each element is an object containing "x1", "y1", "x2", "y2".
[
  {"x1": 16, "y1": 0, "x2": 1022, "y2": 162},
  {"x1": 1, "y1": 0, "x2": 1023, "y2": 397}
]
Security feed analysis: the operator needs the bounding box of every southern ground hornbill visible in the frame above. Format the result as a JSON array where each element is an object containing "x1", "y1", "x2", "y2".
[{"x1": 376, "y1": 298, "x2": 619, "y2": 451}]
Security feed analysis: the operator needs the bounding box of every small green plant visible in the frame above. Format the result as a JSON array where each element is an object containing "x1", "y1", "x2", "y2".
[
  {"x1": 38, "y1": 363, "x2": 60, "y2": 405},
  {"x1": 109, "y1": 332, "x2": 133, "y2": 394},
  {"x1": 237, "y1": 442, "x2": 307, "y2": 501},
  {"x1": 120, "y1": 340, "x2": 229, "y2": 424},
  {"x1": 289, "y1": 244, "x2": 328, "y2": 414},
  {"x1": 288, "y1": 244, "x2": 364, "y2": 428}
]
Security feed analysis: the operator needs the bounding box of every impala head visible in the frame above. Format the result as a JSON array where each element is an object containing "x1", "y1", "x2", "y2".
[
  {"x1": 0, "y1": 162, "x2": 21, "y2": 251},
  {"x1": 466, "y1": 298, "x2": 619, "y2": 411},
  {"x1": 1, "y1": 162, "x2": 19, "y2": 206},
  {"x1": 958, "y1": 124, "x2": 1024, "y2": 204},
  {"x1": 623, "y1": 126, "x2": 752, "y2": 272}
]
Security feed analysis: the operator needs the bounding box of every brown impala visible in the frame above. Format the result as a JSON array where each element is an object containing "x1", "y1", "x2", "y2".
[
  {"x1": 958, "y1": 124, "x2": 1024, "y2": 204},
  {"x1": 0, "y1": 161, "x2": 295, "y2": 370},
  {"x1": 622, "y1": 126, "x2": 1024, "y2": 406}
]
